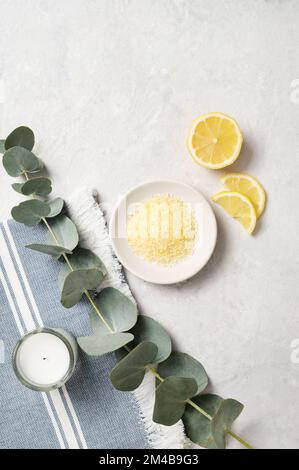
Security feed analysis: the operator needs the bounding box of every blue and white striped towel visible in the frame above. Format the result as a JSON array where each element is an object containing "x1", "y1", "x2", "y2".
[{"x1": 0, "y1": 189, "x2": 185, "y2": 449}]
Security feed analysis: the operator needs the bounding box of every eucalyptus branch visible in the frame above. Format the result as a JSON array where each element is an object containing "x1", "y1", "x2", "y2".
[
  {"x1": 23, "y1": 170, "x2": 116, "y2": 333},
  {"x1": 42, "y1": 198, "x2": 252, "y2": 448},
  {"x1": 1, "y1": 126, "x2": 254, "y2": 450}
]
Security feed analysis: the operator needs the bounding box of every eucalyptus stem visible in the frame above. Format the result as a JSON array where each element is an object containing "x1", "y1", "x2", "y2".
[
  {"x1": 227, "y1": 430, "x2": 253, "y2": 449},
  {"x1": 84, "y1": 289, "x2": 114, "y2": 333},
  {"x1": 23, "y1": 170, "x2": 253, "y2": 450},
  {"x1": 147, "y1": 366, "x2": 164, "y2": 382},
  {"x1": 186, "y1": 398, "x2": 212, "y2": 420}
]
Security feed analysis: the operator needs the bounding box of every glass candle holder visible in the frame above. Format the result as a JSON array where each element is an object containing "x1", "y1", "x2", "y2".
[{"x1": 12, "y1": 327, "x2": 78, "y2": 392}]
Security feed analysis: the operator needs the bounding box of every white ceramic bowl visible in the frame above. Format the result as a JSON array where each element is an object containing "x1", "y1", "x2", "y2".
[{"x1": 109, "y1": 180, "x2": 217, "y2": 284}]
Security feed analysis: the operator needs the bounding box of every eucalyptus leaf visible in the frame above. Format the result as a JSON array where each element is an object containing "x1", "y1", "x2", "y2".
[
  {"x1": 47, "y1": 198, "x2": 64, "y2": 218},
  {"x1": 110, "y1": 341, "x2": 158, "y2": 391},
  {"x1": 153, "y1": 376, "x2": 198, "y2": 426},
  {"x1": 11, "y1": 183, "x2": 24, "y2": 194},
  {"x1": 183, "y1": 394, "x2": 224, "y2": 448},
  {"x1": 78, "y1": 332, "x2": 134, "y2": 356},
  {"x1": 26, "y1": 244, "x2": 73, "y2": 257},
  {"x1": 60, "y1": 268, "x2": 104, "y2": 308},
  {"x1": 12, "y1": 177, "x2": 52, "y2": 196},
  {"x1": 59, "y1": 248, "x2": 106, "y2": 277},
  {"x1": 183, "y1": 394, "x2": 244, "y2": 449},
  {"x1": 211, "y1": 398, "x2": 244, "y2": 449},
  {"x1": 77, "y1": 303, "x2": 133, "y2": 357},
  {"x1": 89, "y1": 288, "x2": 137, "y2": 335},
  {"x1": 5, "y1": 126, "x2": 34, "y2": 151},
  {"x1": 11, "y1": 200, "x2": 50, "y2": 227},
  {"x1": 73, "y1": 248, "x2": 106, "y2": 274},
  {"x1": 0, "y1": 140, "x2": 5, "y2": 154},
  {"x1": 116, "y1": 315, "x2": 171, "y2": 364},
  {"x1": 157, "y1": 352, "x2": 208, "y2": 396},
  {"x1": 46, "y1": 214, "x2": 79, "y2": 251},
  {"x1": 58, "y1": 248, "x2": 106, "y2": 290},
  {"x1": 23, "y1": 177, "x2": 52, "y2": 196},
  {"x1": 3, "y1": 146, "x2": 42, "y2": 176}
]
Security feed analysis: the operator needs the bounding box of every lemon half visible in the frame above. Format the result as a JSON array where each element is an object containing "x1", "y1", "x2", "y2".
[
  {"x1": 187, "y1": 112, "x2": 243, "y2": 169},
  {"x1": 212, "y1": 191, "x2": 256, "y2": 234}
]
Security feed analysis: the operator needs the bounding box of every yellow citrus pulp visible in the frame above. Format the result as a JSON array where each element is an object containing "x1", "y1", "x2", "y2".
[
  {"x1": 221, "y1": 173, "x2": 266, "y2": 218},
  {"x1": 211, "y1": 191, "x2": 256, "y2": 234},
  {"x1": 187, "y1": 112, "x2": 243, "y2": 169}
]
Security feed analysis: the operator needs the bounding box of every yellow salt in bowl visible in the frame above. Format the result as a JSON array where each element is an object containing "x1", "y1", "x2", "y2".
[
  {"x1": 109, "y1": 180, "x2": 217, "y2": 284},
  {"x1": 127, "y1": 194, "x2": 197, "y2": 265}
]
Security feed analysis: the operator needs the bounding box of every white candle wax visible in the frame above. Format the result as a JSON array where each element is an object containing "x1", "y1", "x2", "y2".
[{"x1": 15, "y1": 332, "x2": 71, "y2": 387}]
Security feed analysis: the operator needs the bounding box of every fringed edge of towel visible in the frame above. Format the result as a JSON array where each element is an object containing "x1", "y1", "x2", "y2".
[{"x1": 66, "y1": 188, "x2": 187, "y2": 449}]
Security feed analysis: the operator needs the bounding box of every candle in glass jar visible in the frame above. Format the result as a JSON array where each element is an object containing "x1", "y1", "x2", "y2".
[{"x1": 12, "y1": 328, "x2": 78, "y2": 391}]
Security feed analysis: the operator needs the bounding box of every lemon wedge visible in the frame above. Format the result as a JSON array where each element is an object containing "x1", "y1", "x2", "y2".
[
  {"x1": 221, "y1": 173, "x2": 266, "y2": 218},
  {"x1": 212, "y1": 191, "x2": 256, "y2": 234},
  {"x1": 187, "y1": 112, "x2": 243, "y2": 169}
]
